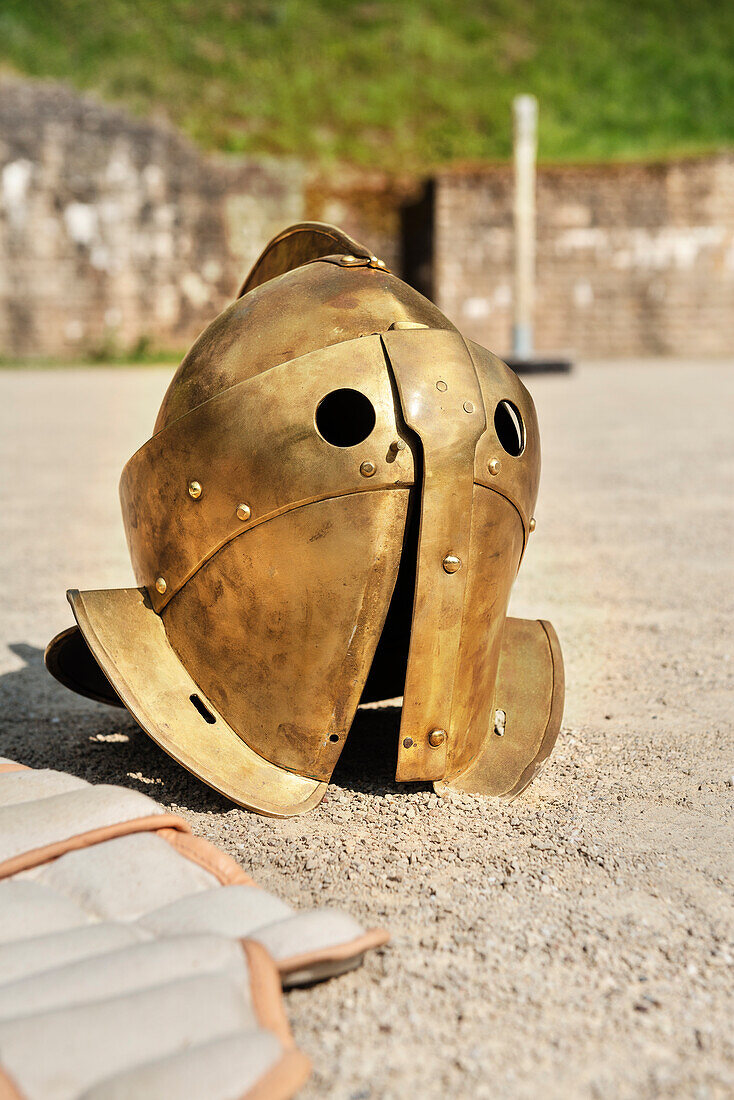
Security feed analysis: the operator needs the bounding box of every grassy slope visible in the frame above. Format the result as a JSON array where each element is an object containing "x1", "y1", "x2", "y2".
[{"x1": 1, "y1": 0, "x2": 733, "y2": 169}]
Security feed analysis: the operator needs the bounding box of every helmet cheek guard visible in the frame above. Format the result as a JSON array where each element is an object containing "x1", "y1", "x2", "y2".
[{"x1": 45, "y1": 222, "x2": 564, "y2": 817}]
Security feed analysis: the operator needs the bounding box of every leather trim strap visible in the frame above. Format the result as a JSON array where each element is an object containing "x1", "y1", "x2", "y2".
[
  {"x1": 242, "y1": 940, "x2": 294, "y2": 1047},
  {"x1": 159, "y1": 828, "x2": 258, "y2": 887},
  {"x1": 276, "y1": 927, "x2": 390, "y2": 976},
  {"x1": 0, "y1": 1066, "x2": 23, "y2": 1100},
  {"x1": 0, "y1": 814, "x2": 189, "y2": 880},
  {"x1": 0, "y1": 763, "x2": 29, "y2": 774},
  {"x1": 239, "y1": 1048, "x2": 312, "y2": 1100}
]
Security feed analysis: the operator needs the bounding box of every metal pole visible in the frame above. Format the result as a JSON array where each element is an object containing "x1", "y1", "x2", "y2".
[{"x1": 512, "y1": 94, "x2": 537, "y2": 360}]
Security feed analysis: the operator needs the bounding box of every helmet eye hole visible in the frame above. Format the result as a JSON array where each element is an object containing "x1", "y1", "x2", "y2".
[
  {"x1": 494, "y1": 400, "x2": 525, "y2": 456},
  {"x1": 315, "y1": 389, "x2": 376, "y2": 447}
]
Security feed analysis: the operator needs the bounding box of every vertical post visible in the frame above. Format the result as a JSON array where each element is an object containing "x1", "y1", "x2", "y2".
[{"x1": 512, "y1": 94, "x2": 538, "y2": 360}]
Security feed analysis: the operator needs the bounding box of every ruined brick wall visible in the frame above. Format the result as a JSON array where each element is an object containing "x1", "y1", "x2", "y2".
[
  {"x1": 0, "y1": 79, "x2": 304, "y2": 358},
  {"x1": 4, "y1": 77, "x2": 732, "y2": 361},
  {"x1": 434, "y1": 157, "x2": 734, "y2": 357}
]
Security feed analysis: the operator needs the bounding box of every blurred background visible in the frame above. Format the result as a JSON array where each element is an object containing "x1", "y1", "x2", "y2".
[
  {"x1": 1, "y1": 9, "x2": 733, "y2": 1096},
  {"x1": 1, "y1": 0, "x2": 733, "y2": 363}
]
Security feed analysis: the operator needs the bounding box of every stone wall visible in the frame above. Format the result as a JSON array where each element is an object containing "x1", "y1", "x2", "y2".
[
  {"x1": 0, "y1": 79, "x2": 304, "y2": 358},
  {"x1": 434, "y1": 157, "x2": 734, "y2": 357},
  {"x1": 2, "y1": 77, "x2": 733, "y2": 361}
]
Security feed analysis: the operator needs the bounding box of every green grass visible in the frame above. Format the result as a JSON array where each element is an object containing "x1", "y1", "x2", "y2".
[
  {"x1": 1, "y1": 0, "x2": 733, "y2": 169},
  {"x1": 0, "y1": 346, "x2": 183, "y2": 369}
]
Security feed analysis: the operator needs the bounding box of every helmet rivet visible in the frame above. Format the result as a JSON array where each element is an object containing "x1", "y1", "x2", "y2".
[
  {"x1": 155, "y1": 577, "x2": 167, "y2": 594},
  {"x1": 436, "y1": 380, "x2": 448, "y2": 392},
  {"x1": 403, "y1": 737, "x2": 414, "y2": 749},
  {"x1": 236, "y1": 503, "x2": 251, "y2": 522},
  {"x1": 188, "y1": 480, "x2": 202, "y2": 499},
  {"x1": 428, "y1": 728, "x2": 447, "y2": 748},
  {"x1": 488, "y1": 458, "x2": 502, "y2": 476},
  {"x1": 529, "y1": 516, "x2": 536, "y2": 532},
  {"x1": 463, "y1": 401, "x2": 475, "y2": 414},
  {"x1": 389, "y1": 438, "x2": 407, "y2": 455},
  {"x1": 442, "y1": 554, "x2": 462, "y2": 574},
  {"x1": 360, "y1": 461, "x2": 377, "y2": 478}
]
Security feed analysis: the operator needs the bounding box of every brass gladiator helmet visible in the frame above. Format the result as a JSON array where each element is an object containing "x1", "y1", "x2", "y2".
[{"x1": 46, "y1": 222, "x2": 564, "y2": 817}]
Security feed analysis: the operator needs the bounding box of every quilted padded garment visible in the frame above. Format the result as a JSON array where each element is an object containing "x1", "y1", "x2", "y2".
[{"x1": 0, "y1": 759, "x2": 389, "y2": 1099}]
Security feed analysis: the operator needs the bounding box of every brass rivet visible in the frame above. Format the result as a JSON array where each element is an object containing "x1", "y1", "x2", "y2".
[
  {"x1": 155, "y1": 577, "x2": 167, "y2": 594},
  {"x1": 360, "y1": 460, "x2": 376, "y2": 478},
  {"x1": 436, "y1": 380, "x2": 448, "y2": 392},
  {"x1": 442, "y1": 554, "x2": 462, "y2": 574},
  {"x1": 389, "y1": 438, "x2": 407, "y2": 454},
  {"x1": 463, "y1": 401, "x2": 475, "y2": 414},
  {"x1": 428, "y1": 728, "x2": 447, "y2": 748},
  {"x1": 403, "y1": 737, "x2": 414, "y2": 749},
  {"x1": 236, "y1": 503, "x2": 251, "y2": 522},
  {"x1": 529, "y1": 516, "x2": 536, "y2": 532},
  {"x1": 488, "y1": 458, "x2": 502, "y2": 476},
  {"x1": 188, "y1": 480, "x2": 202, "y2": 499}
]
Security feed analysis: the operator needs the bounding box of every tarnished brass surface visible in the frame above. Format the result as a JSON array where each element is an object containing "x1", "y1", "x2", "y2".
[
  {"x1": 67, "y1": 588, "x2": 327, "y2": 817},
  {"x1": 469, "y1": 340, "x2": 541, "y2": 542},
  {"x1": 443, "y1": 486, "x2": 526, "y2": 781},
  {"x1": 438, "y1": 617, "x2": 564, "y2": 799},
  {"x1": 44, "y1": 221, "x2": 564, "y2": 815},
  {"x1": 155, "y1": 261, "x2": 455, "y2": 433},
  {"x1": 121, "y1": 336, "x2": 414, "y2": 611},
  {"x1": 163, "y1": 491, "x2": 409, "y2": 781},
  {"x1": 383, "y1": 329, "x2": 485, "y2": 782}
]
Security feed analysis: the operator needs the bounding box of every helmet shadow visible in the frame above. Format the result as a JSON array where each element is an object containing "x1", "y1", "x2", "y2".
[{"x1": 1, "y1": 644, "x2": 430, "y2": 812}]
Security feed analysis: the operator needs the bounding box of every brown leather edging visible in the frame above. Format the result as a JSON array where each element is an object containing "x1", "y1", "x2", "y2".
[
  {"x1": 276, "y1": 927, "x2": 390, "y2": 975},
  {"x1": 242, "y1": 940, "x2": 294, "y2": 1048},
  {"x1": 239, "y1": 1048, "x2": 311, "y2": 1100},
  {"x1": 0, "y1": 1065, "x2": 24, "y2": 1099},
  {"x1": 0, "y1": 814, "x2": 190, "y2": 881},
  {"x1": 159, "y1": 828, "x2": 258, "y2": 887},
  {"x1": 0, "y1": 763, "x2": 30, "y2": 774}
]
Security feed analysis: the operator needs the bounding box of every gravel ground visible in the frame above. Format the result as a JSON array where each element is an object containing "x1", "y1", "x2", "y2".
[{"x1": 1, "y1": 361, "x2": 732, "y2": 1099}]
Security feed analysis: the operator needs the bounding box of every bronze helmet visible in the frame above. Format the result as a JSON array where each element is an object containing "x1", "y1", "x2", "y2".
[{"x1": 45, "y1": 222, "x2": 564, "y2": 817}]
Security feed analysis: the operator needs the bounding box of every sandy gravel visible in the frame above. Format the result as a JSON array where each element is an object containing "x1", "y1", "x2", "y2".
[{"x1": 1, "y1": 361, "x2": 732, "y2": 1099}]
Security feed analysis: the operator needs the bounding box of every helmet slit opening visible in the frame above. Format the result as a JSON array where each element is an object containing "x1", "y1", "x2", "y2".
[{"x1": 359, "y1": 452, "x2": 423, "y2": 707}]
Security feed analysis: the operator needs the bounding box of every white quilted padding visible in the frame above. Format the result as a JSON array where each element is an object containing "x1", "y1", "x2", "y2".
[
  {"x1": 0, "y1": 922, "x2": 145, "y2": 986},
  {"x1": 0, "y1": 970, "x2": 272, "y2": 1100},
  {"x1": 21, "y1": 832, "x2": 219, "y2": 920},
  {"x1": 80, "y1": 1031, "x2": 290, "y2": 1100},
  {"x1": 0, "y1": 934, "x2": 250, "y2": 1022},
  {"x1": 0, "y1": 769, "x2": 89, "y2": 807},
  {"x1": 137, "y1": 882, "x2": 292, "y2": 937},
  {"x1": 0, "y1": 759, "x2": 389, "y2": 1098},
  {"x1": 0, "y1": 785, "x2": 174, "y2": 867},
  {"x1": 0, "y1": 880, "x2": 92, "y2": 944}
]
